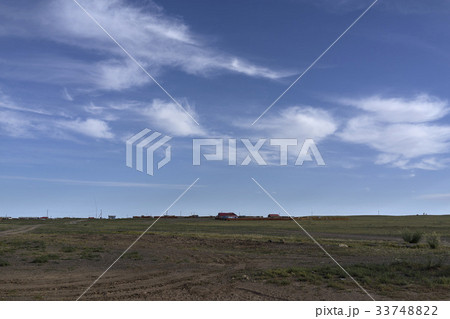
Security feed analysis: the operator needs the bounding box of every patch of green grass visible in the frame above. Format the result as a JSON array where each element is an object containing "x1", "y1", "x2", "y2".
[
  {"x1": 267, "y1": 278, "x2": 290, "y2": 286},
  {"x1": 123, "y1": 251, "x2": 143, "y2": 260},
  {"x1": 0, "y1": 259, "x2": 10, "y2": 267},
  {"x1": 79, "y1": 247, "x2": 103, "y2": 260},
  {"x1": 31, "y1": 254, "x2": 60, "y2": 264},
  {"x1": 60, "y1": 245, "x2": 76, "y2": 253},
  {"x1": 326, "y1": 280, "x2": 347, "y2": 290},
  {"x1": 256, "y1": 267, "x2": 322, "y2": 285},
  {"x1": 254, "y1": 261, "x2": 450, "y2": 297},
  {"x1": 3, "y1": 239, "x2": 46, "y2": 253},
  {"x1": 10, "y1": 216, "x2": 450, "y2": 242},
  {"x1": 79, "y1": 251, "x2": 100, "y2": 260}
]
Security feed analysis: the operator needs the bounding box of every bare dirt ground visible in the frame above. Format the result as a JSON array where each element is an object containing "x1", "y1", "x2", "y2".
[
  {"x1": 0, "y1": 234, "x2": 373, "y2": 300},
  {"x1": 0, "y1": 217, "x2": 449, "y2": 301}
]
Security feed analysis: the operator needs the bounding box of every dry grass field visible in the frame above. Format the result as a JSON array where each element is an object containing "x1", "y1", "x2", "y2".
[{"x1": 0, "y1": 216, "x2": 449, "y2": 300}]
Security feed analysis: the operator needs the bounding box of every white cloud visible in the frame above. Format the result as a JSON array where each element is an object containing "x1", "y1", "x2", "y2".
[
  {"x1": 0, "y1": 110, "x2": 34, "y2": 138},
  {"x1": 94, "y1": 59, "x2": 150, "y2": 91},
  {"x1": 62, "y1": 87, "x2": 74, "y2": 101},
  {"x1": 57, "y1": 118, "x2": 114, "y2": 139},
  {"x1": 0, "y1": 90, "x2": 52, "y2": 115},
  {"x1": 0, "y1": 92, "x2": 51, "y2": 138},
  {"x1": 227, "y1": 58, "x2": 288, "y2": 80},
  {"x1": 0, "y1": 0, "x2": 289, "y2": 92},
  {"x1": 250, "y1": 106, "x2": 338, "y2": 141},
  {"x1": 229, "y1": 106, "x2": 337, "y2": 165},
  {"x1": 0, "y1": 92, "x2": 115, "y2": 140},
  {"x1": 84, "y1": 102, "x2": 105, "y2": 115},
  {"x1": 341, "y1": 117, "x2": 450, "y2": 158},
  {"x1": 141, "y1": 99, "x2": 207, "y2": 137},
  {"x1": 339, "y1": 94, "x2": 450, "y2": 170},
  {"x1": 0, "y1": 175, "x2": 192, "y2": 189},
  {"x1": 340, "y1": 94, "x2": 448, "y2": 123}
]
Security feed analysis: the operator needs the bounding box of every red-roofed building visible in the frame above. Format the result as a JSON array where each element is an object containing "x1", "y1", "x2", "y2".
[
  {"x1": 268, "y1": 214, "x2": 280, "y2": 218},
  {"x1": 216, "y1": 212, "x2": 238, "y2": 220}
]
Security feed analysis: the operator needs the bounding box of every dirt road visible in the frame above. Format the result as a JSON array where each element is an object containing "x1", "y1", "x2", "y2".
[{"x1": 0, "y1": 225, "x2": 42, "y2": 237}]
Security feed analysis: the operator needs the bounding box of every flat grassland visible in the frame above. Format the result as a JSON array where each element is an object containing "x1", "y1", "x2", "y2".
[{"x1": 0, "y1": 216, "x2": 449, "y2": 300}]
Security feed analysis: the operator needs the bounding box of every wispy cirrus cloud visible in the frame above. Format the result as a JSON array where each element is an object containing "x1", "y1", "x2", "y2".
[
  {"x1": 106, "y1": 98, "x2": 209, "y2": 137},
  {"x1": 228, "y1": 106, "x2": 337, "y2": 165},
  {"x1": 339, "y1": 94, "x2": 448, "y2": 123},
  {"x1": 0, "y1": 92, "x2": 114, "y2": 140},
  {"x1": 62, "y1": 87, "x2": 74, "y2": 102},
  {"x1": 0, "y1": 0, "x2": 290, "y2": 92},
  {"x1": 338, "y1": 94, "x2": 450, "y2": 170},
  {"x1": 0, "y1": 175, "x2": 192, "y2": 189},
  {"x1": 0, "y1": 110, "x2": 35, "y2": 138},
  {"x1": 251, "y1": 106, "x2": 338, "y2": 141},
  {"x1": 0, "y1": 90, "x2": 52, "y2": 116},
  {"x1": 56, "y1": 118, "x2": 114, "y2": 139},
  {"x1": 140, "y1": 99, "x2": 207, "y2": 137}
]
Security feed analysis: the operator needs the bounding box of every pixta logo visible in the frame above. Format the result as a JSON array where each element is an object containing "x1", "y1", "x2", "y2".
[
  {"x1": 126, "y1": 130, "x2": 325, "y2": 176},
  {"x1": 126, "y1": 129, "x2": 172, "y2": 176},
  {"x1": 193, "y1": 138, "x2": 325, "y2": 166}
]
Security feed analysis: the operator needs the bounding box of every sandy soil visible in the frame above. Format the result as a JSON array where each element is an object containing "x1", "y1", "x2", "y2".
[{"x1": 0, "y1": 233, "x2": 392, "y2": 301}]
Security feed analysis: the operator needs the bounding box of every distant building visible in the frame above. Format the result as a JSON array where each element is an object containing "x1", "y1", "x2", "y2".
[
  {"x1": 216, "y1": 212, "x2": 238, "y2": 220},
  {"x1": 268, "y1": 214, "x2": 280, "y2": 218},
  {"x1": 108, "y1": 215, "x2": 116, "y2": 220}
]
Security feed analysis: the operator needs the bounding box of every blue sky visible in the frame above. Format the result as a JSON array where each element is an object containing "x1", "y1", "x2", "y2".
[{"x1": 1, "y1": 0, "x2": 450, "y2": 217}]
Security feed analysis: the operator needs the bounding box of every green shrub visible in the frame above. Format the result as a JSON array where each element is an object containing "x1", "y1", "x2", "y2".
[
  {"x1": 61, "y1": 246, "x2": 76, "y2": 253},
  {"x1": 0, "y1": 259, "x2": 9, "y2": 267},
  {"x1": 31, "y1": 254, "x2": 60, "y2": 263},
  {"x1": 401, "y1": 229, "x2": 423, "y2": 244},
  {"x1": 123, "y1": 251, "x2": 143, "y2": 260},
  {"x1": 80, "y1": 251, "x2": 100, "y2": 260},
  {"x1": 426, "y1": 232, "x2": 441, "y2": 249},
  {"x1": 78, "y1": 247, "x2": 104, "y2": 260},
  {"x1": 425, "y1": 255, "x2": 446, "y2": 269}
]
